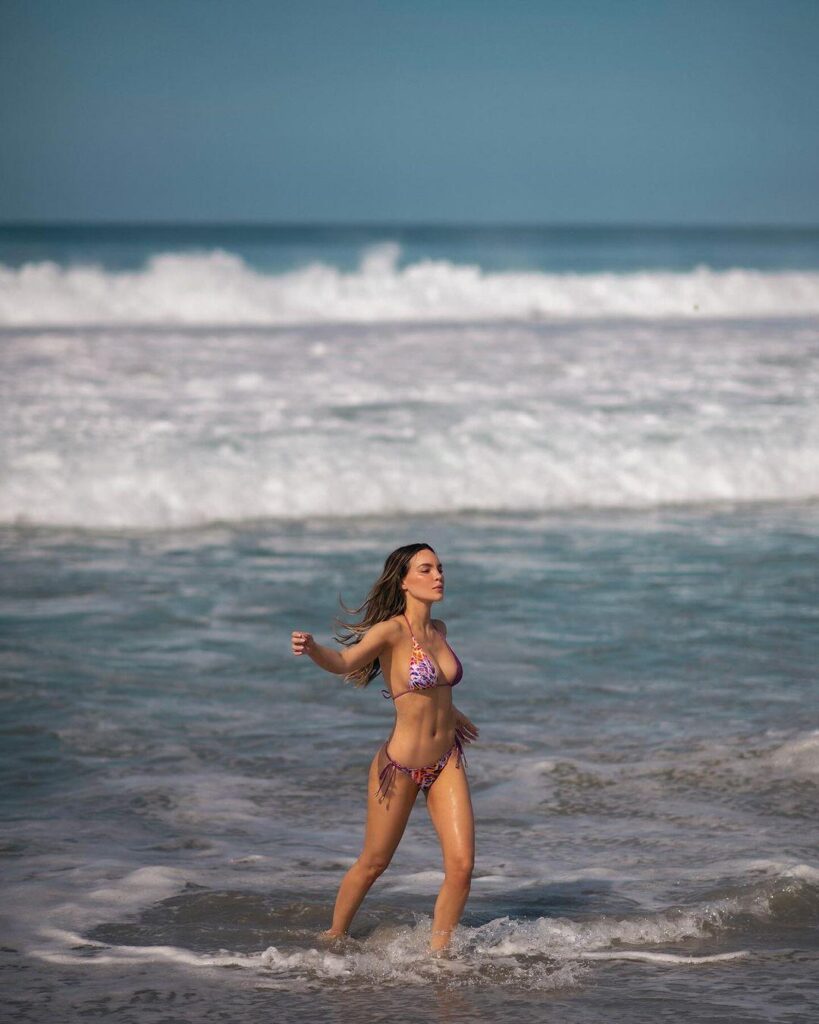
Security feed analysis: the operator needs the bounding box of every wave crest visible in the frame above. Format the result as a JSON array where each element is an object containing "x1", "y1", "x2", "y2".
[{"x1": 2, "y1": 245, "x2": 819, "y2": 326}]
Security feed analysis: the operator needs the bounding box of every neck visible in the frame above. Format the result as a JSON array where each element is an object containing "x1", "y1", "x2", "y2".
[{"x1": 404, "y1": 598, "x2": 432, "y2": 629}]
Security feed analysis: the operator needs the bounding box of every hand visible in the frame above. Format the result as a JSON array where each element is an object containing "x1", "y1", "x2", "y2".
[
  {"x1": 454, "y1": 709, "x2": 479, "y2": 744},
  {"x1": 291, "y1": 631, "x2": 314, "y2": 657}
]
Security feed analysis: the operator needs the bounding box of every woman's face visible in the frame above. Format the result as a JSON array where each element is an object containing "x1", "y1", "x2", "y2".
[{"x1": 402, "y1": 548, "x2": 444, "y2": 604}]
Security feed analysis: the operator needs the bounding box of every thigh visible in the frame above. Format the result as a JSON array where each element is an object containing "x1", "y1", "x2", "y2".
[
  {"x1": 359, "y1": 746, "x2": 420, "y2": 863},
  {"x1": 425, "y1": 751, "x2": 475, "y2": 869}
]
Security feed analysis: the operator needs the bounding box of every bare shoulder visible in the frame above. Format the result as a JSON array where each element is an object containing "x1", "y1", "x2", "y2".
[
  {"x1": 348, "y1": 617, "x2": 404, "y2": 662},
  {"x1": 366, "y1": 617, "x2": 404, "y2": 644},
  {"x1": 432, "y1": 617, "x2": 448, "y2": 636}
]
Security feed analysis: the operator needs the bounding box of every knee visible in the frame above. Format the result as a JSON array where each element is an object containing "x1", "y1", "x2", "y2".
[
  {"x1": 444, "y1": 855, "x2": 474, "y2": 888},
  {"x1": 357, "y1": 854, "x2": 390, "y2": 883}
]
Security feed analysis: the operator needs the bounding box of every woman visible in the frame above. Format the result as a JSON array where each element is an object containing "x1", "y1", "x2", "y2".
[{"x1": 291, "y1": 542, "x2": 478, "y2": 952}]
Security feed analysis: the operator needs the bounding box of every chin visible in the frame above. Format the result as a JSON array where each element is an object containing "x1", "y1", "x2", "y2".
[{"x1": 431, "y1": 591, "x2": 444, "y2": 602}]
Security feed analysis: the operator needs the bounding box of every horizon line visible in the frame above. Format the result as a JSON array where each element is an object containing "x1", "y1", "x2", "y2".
[{"x1": 2, "y1": 219, "x2": 819, "y2": 233}]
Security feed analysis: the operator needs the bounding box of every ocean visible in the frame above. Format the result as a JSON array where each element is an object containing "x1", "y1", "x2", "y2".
[{"x1": 1, "y1": 224, "x2": 817, "y2": 1023}]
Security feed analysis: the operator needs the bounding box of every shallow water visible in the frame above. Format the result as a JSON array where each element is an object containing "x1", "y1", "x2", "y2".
[{"x1": 2, "y1": 505, "x2": 818, "y2": 1022}]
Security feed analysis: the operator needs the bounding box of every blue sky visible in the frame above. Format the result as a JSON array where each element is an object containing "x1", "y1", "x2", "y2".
[{"x1": 1, "y1": 0, "x2": 817, "y2": 224}]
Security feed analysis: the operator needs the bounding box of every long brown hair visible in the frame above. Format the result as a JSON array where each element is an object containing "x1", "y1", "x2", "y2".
[{"x1": 335, "y1": 542, "x2": 436, "y2": 687}]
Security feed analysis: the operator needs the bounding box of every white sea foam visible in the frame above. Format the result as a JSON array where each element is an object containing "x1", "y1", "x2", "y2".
[
  {"x1": 465, "y1": 866, "x2": 816, "y2": 961},
  {"x1": 581, "y1": 950, "x2": 748, "y2": 964},
  {"x1": 2, "y1": 429, "x2": 815, "y2": 527},
  {"x1": 768, "y1": 730, "x2": 819, "y2": 777},
  {"x1": 647, "y1": 731, "x2": 819, "y2": 785},
  {"x1": 2, "y1": 245, "x2": 819, "y2": 326},
  {"x1": 2, "y1": 304, "x2": 817, "y2": 526}
]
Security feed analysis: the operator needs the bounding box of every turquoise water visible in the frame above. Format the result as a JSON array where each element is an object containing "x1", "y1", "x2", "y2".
[{"x1": 2, "y1": 225, "x2": 818, "y2": 1021}]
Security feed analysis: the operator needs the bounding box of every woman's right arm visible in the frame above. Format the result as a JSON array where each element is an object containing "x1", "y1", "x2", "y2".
[{"x1": 291, "y1": 619, "x2": 401, "y2": 677}]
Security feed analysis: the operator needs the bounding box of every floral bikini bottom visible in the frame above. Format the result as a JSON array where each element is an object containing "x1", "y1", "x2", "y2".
[{"x1": 376, "y1": 732, "x2": 466, "y2": 802}]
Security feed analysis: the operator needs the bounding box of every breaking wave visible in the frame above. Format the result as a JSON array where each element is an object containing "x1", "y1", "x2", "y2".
[{"x1": 2, "y1": 244, "x2": 819, "y2": 326}]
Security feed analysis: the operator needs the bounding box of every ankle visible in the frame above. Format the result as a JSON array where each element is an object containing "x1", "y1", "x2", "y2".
[{"x1": 430, "y1": 927, "x2": 453, "y2": 952}]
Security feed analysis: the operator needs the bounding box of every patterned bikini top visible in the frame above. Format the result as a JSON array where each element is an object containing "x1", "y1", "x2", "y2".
[{"x1": 382, "y1": 613, "x2": 463, "y2": 701}]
